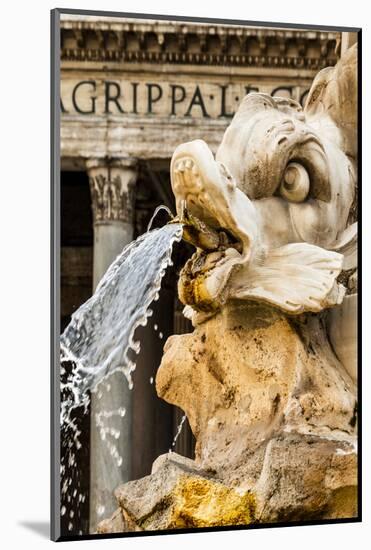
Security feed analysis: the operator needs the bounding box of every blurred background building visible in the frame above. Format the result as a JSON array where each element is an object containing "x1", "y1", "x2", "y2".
[{"x1": 59, "y1": 13, "x2": 348, "y2": 533}]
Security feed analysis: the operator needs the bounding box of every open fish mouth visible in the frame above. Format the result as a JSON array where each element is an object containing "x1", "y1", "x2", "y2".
[{"x1": 170, "y1": 139, "x2": 259, "y2": 313}]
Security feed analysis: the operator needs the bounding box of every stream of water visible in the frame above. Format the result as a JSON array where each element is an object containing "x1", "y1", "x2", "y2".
[
  {"x1": 59, "y1": 223, "x2": 183, "y2": 533},
  {"x1": 60, "y1": 223, "x2": 183, "y2": 425}
]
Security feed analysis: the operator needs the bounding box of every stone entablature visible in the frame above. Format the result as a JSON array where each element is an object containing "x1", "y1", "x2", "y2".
[
  {"x1": 61, "y1": 17, "x2": 340, "y2": 69},
  {"x1": 60, "y1": 17, "x2": 341, "y2": 162}
]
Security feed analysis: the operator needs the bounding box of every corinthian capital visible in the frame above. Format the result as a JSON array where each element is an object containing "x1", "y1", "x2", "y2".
[{"x1": 86, "y1": 158, "x2": 137, "y2": 224}]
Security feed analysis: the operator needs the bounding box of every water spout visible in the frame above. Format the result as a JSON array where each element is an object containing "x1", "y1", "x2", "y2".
[{"x1": 147, "y1": 204, "x2": 174, "y2": 232}]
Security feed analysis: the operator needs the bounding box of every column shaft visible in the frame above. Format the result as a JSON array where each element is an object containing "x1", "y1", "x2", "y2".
[{"x1": 87, "y1": 159, "x2": 137, "y2": 532}]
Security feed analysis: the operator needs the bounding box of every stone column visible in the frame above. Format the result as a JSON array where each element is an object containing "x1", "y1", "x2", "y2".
[{"x1": 86, "y1": 158, "x2": 137, "y2": 532}]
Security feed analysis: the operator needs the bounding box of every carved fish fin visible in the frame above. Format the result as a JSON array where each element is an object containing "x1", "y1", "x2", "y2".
[{"x1": 232, "y1": 243, "x2": 345, "y2": 314}]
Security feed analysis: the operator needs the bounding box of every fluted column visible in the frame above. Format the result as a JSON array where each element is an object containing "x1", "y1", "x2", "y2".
[{"x1": 87, "y1": 158, "x2": 137, "y2": 532}]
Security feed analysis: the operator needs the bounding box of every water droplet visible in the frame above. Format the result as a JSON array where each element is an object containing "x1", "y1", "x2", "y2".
[
  {"x1": 96, "y1": 505, "x2": 105, "y2": 516},
  {"x1": 172, "y1": 415, "x2": 187, "y2": 448}
]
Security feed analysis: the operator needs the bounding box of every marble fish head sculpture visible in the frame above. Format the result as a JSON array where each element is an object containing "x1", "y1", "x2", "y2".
[{"x1": 171, "y1": 45, "x2": 357, "y2": 323}]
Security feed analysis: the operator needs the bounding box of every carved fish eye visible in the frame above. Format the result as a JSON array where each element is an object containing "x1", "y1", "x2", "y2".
[{"x1": 279, "y1": 162, "x2": 310, "y2": 203}]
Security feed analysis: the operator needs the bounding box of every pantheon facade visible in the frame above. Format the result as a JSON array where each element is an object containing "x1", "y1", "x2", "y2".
[{"x1": 59, "y1": 14, "x2": 347, "y2": 533}]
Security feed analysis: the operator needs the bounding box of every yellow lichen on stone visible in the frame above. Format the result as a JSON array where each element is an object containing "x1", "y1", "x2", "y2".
[{"x1": 169, "y1": 475, "x2": 255, "y2": 528}]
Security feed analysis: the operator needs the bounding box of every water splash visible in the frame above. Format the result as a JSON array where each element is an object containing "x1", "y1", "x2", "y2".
[
  {"x1": 59, "y1": 223, "x2": 183, "y2": 533},
  {"x1": 95, "y1": 405, "x2": 126, "y2": 468},
  {"x1": 60, "y1": 223, "x2": 183, "y2": 425}
]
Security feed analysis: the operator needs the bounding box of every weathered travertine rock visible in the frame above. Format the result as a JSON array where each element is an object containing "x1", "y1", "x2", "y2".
[
  {"x1": 113, "y1": 453, "x2": 255, "y2": 530},
  {"x1": 254, "y1": 434, "x2": 357, "y2": 522},
  {"x1": 157, "y1": 303, "x2": 356, "y2": 474},
  {"x1": 97, "y1": 506, "x2": 142, "y2": 533},
  {"x1": 103, "y1": 431, "x2": 356, "y2": 530},
  {"x1": 97, "y1": 508, "x2": 127, "y2": 534},
  {"x1": 101, "y1": 301, "x2": 356, "y2": 532}
]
